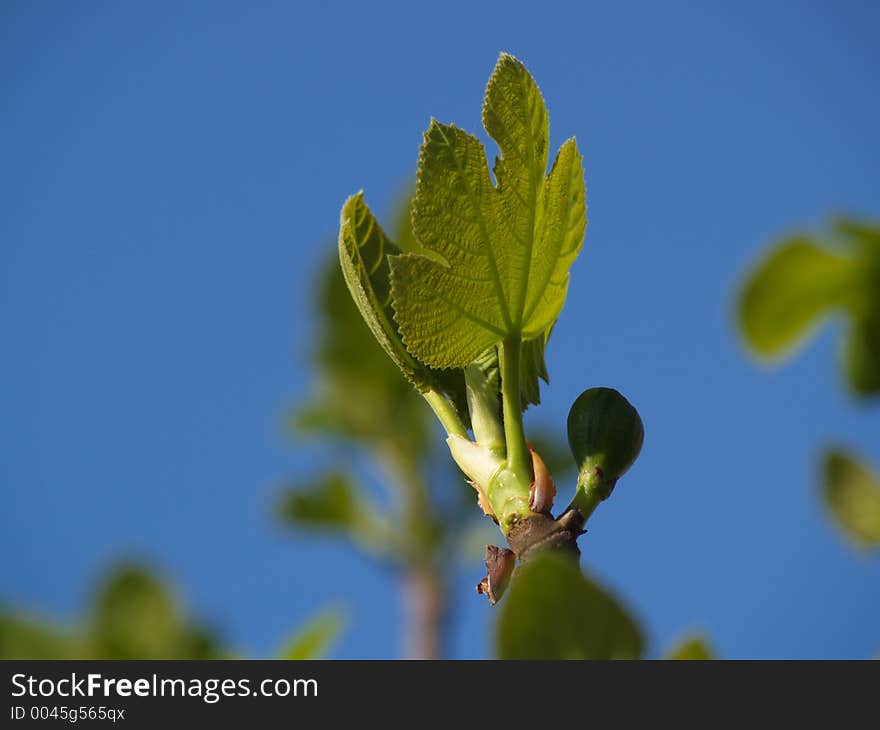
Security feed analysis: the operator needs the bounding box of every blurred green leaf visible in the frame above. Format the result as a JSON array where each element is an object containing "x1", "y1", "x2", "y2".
[
  {"x1": 738, "y1": 237, "x2": 854, "y2": 360},
  {"x1": 90, "y1": 564, "x2": 222, "y2": 659},
  {"x1": 294, "y1": 254, "x2": 433, "y2": 455},
  {"x1": 277, "y1": 472, "x2": 358, "y2": 530},
  {"x1": 496, "y1": 552, "x2": 644, "y2": 659},
  {"x1": 842, "y1": 307, "x2": 880, "y2": 397},
  {"x1": 277, "y1": 472, "x2": 391, "y2": 555},
  {"x1": 2, "y1": 563, "x2": 224, "y2": 659},
  {"x1": 738, "y1": 219, "x2": 880, "y2": 398},
  {"x1": 0, "y1": 614, "x2": 82, "y2": 659},
  {"x1": 278, "y1": 607, "x2": 346, "y2": 660},
  {"x1": 835, "y1": 217, "x2": 880, "y2": 254},
  {"x1": 822, "y1": 449, "x2": 880, "y2": 550},
  {"x1": 665, "y1": 634, "x2": 715, "y2": 660}
]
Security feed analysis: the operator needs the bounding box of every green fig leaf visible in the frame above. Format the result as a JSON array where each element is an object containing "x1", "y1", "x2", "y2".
[
  {"x1": 389, "y1": 54, "x2": 585, "y2": 395},
  {"x1": 496, "y1": 552, "x2": 643, "y2": 660},
  {"x1": 337, "y1": 192, "x2": 467, "y2": 411}
]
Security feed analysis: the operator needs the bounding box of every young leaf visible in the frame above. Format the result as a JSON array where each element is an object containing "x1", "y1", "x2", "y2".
[
  {"x1": 338, "y1": 193, "x2": 468, "y2": 414},
  {"x1": 390, "y1": 54, "x2": 585, "y2": 378},
  {"x1": 338, "y1": 192, "x2": 428, "y2": 388},
  {"x1": 496, "y1": 552, "x2": 643, "y2": 660},
  {"x1": 822, "y1": 448, "x2": 880, "y2": 550},
  {"x1": 738, "y1": 237, "x2": 854, "y2": 360}
]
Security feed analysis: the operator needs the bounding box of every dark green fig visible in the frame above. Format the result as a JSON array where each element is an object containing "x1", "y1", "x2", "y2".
[{"x1": 567, "y1": 387, "x2": 644, "y2": 499}]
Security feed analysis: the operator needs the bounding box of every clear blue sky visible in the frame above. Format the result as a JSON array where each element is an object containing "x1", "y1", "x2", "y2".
[{"x1": 2, "y1": 1, "x2": 878, "y2": 659}]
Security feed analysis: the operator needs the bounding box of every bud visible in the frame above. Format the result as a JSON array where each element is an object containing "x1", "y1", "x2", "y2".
[{"x1": 567, "y1": 387, "x2": 644, "y2": 499}]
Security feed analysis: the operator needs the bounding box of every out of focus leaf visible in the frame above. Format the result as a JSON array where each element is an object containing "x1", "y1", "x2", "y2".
[
  {"x1": 0, "y1": 614, "x2": 82, "y2": 659},
  {"x1": 278, "y1": 472, "x2": 358, "y2": 530},
  {"x1": 738, "y1": 219, "x2": 880, "y2": 398},
  {"x1": 822, "y1": 449, "x2": 880, "y2": 550},
  {"x1": 835, "y1": 217, "x2": 880, "y2": 254},
  {"x1": 738, "y1": 238, "x2": 854, "y2": 360},
  {"x1": 277, "y1": 472, "x2": 390, "y2": 554},
  {"x1": 90, "y1": 564, "x2": 221, "y2": 659},
  {"x1": 665, "y1": 634, "x2": 715, "y2": 660},
  {"x1": 294, "y1": 256, "x2": 433, "y2": 456},
  {"x1": 842, "y1": 307, "x2": 880, "y2": 397},
  {"x1": 2, "y1": 563, "x2": 224, "y2": 659},
  {"x1": 278, "y1": 607, "x2": 346, "y2": 660},
  {"x1": 496, "y1": 552, "x2": 643, "y2": 659}
]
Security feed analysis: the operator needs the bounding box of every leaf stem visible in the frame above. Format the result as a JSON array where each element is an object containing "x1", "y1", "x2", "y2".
[
  {"x1": 423, "y1": 389, "x2": 468, "y2": 438},
  {"x1": 499, "y1": 334, "x2": 532, "y2": 484},
  {"x1": 463, "y1": 364, "x2": 504, "y2": 452}
]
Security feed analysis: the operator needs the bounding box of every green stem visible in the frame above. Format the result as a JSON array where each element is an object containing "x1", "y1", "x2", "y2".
[
  {"x1": 563, "y1": 469, "x2": 608, "y2": 530},
  {"x1": 423, "y1": 389, "x2": 467, "y2": 438},
  {"x1": 499, "y1": 334, "x2": 532, "y2": 484},
  {"x1": 568, "y1": 486, "x2": 602, "y2": 525},
  {"x1": 463, "y1": 364, "x2": 504, "y2": 452}
]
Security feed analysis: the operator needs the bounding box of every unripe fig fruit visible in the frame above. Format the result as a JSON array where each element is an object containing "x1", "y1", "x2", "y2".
[{"x1": 567, "y1": 387, "x2": 644, "y2": 499}]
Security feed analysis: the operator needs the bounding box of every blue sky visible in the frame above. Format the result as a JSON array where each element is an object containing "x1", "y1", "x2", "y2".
[{"x1": 2, "y1": 1, "x2": 878, "y2": 658}]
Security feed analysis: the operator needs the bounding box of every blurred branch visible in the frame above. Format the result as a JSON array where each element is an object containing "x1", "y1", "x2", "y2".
[{"x1": 281, "y1": 191, "x2": 482, "y2": 658}]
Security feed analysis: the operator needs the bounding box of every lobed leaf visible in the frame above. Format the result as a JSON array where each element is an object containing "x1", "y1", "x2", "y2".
[{"x1": 390, "y1": 53, "x2": 585, "y2": 389}]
